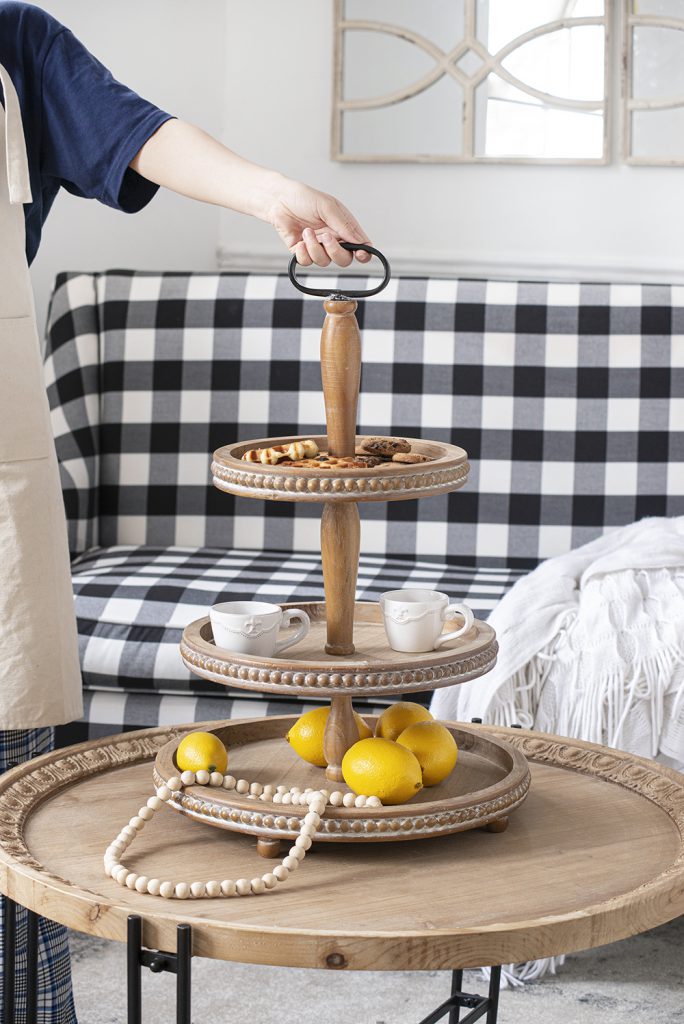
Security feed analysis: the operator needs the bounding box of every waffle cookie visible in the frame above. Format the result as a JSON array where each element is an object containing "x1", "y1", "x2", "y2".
[{"x1": 241, "y1": 439, "x2": 319, "y2": 464}]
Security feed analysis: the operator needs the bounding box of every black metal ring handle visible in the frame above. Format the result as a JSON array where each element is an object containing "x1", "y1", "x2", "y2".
[{"x1": 288, "y1": 242, "x2": 391, "y2": 298}]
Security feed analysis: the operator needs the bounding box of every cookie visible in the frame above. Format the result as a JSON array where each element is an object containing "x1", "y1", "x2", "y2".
[
  {"x1": 392, "y1": 452, "x2": 432, "y2": 464},
  {"x1": 241, "y1": 439, "x2": 319, "y2": 464},
  {"x1": 359, "y1": 436, "x2": 411, "y2": 458},
  {"x1": 288, "y1": 455, "x2": 377, "y2": 470},
  {"x1": 287, "y1": 439, "x2": 319, "y2": 460},
  {"x1": 241, "y1": 445, "x2": 287, "y2": 465},
  {"x1": 352, "y1": 454, "x2": 383, "y2": 467}
]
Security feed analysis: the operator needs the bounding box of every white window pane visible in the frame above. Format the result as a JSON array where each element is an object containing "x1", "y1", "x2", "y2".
[
  {"x1": 633, "y1": 26, "x2": 684, "y2": 101},
  {"x1": 343, "y1": 75, "x2": 464, "y2": 157},
  {"x1": 501, "y1": 26, "x2": 605, "y2": 102},
  {"x1": 345, "y1": 0, "x2": 465, "y2": 46},
  {"x1": 478, "y1": 0, "x2": 604, "y2": 50},
  {"x1": 476, "y1": 77, "x2": 603, "y2": 158},
  {"x1": 632, "y1": 107, "x2": 684, "y2": 161}
]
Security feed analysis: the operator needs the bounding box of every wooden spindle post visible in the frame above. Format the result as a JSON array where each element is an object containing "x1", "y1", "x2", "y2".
[
  {"x1": 320, "y1": 297, "x2": 361, "y2": 658},
  {"x1": 320, "y1": 297, "x2": 361, "y2": 457},
  {"x1": 319, "y1": 296, "x2": 363, "y2": 780},
  {"x1": 323, "y1": 695, "x2": 360, "y2": 783},
  {"x1": 321, "y1": 504, "x2": 360, "y2": 656}
]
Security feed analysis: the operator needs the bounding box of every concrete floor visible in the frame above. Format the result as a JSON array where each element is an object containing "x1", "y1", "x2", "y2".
[{"x1": 69, "y1": 914, "x2": 684, "y2": 1023}]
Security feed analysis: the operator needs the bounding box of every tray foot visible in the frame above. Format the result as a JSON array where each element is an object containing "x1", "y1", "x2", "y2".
[
  {"x1": 256, "y1": 838, "x2": 282, "y2": 859},
  {"x1": 485, "y1": 817, "x2": 509, "y2": 833}
]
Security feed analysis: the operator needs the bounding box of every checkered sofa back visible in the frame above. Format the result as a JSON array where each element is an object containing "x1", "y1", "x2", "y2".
[{"x1": 45, "y1": 270, "x2": 684, "y2": 570}]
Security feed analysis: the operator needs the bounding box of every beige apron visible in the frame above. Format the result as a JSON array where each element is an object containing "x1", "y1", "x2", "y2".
[{"x1": 0, "y1": 63, "x2": 82, "y2": 728}]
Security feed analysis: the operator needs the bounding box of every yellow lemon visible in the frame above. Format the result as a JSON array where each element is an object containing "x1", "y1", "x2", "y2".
[
  {"x1": 355, "y1": 714, "x2": 373, "y2": 741},
  {"x1": 286, "y1": 707, "x2": 372, "y2": 767},
  {"x1": 342, "y1": 737, "x2": 423, "y2": 804},
  {"x1": 375, "y1": 701, "x2": 433, "y2": 741},
  {"x1": 397, "y1": 721, "x2": 458, "y2": 787},
  {"x1": 176, "y1": 731, "x2": 228, "y2": 774}
]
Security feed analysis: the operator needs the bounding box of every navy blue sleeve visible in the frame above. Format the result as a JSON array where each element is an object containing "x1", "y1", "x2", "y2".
[{"x1": 40, "y1": 27, "x2": 174, "y2": 212}]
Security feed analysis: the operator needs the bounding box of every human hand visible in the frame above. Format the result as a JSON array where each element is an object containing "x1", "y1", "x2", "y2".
[
  {"x1": 131, "y1": 122, "x2": 373, "y2": 266},
  {"x1": 265, "y1": 175, "x2": 372, "y2": 267}
]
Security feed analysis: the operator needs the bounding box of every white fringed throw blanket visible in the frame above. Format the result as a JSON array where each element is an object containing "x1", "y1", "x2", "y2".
[
  {"x1": 432, "y1": 516, "x2": 684, "y2": 763},
  {"x1": 432, "y1": 515, "x2": 684, "y2": 986}
]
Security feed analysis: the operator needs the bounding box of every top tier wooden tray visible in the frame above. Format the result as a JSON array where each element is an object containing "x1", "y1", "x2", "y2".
[
  {"x1": 212, "y1": 434, "x2": 469, "y2": 503},
  {"x1": 1, "y1": 724, "x2": 683, "y2": 971}
]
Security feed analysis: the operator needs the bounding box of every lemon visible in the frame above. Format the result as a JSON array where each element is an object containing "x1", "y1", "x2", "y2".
[
  {"x1": 176, "y1": 731, "x2": 228, "y2": 774},
  {"x1": 355, "y1": 715, "x2": 373, "y2": 741},
  {"x1": 397, "y1": 721, "x2": 458, "y2": 787},
  {"x1": 375, "y1": 701, "x2": 433, "y2": 741},
  {"x1": 342, "y1": 737, "x2": 423, "y2": 804},
  {"x1": 286, "y1": 707, "x2": 372, "y2": 767}
]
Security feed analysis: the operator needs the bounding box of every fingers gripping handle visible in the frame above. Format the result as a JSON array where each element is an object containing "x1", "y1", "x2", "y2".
[{"x1": 288, "y1": 242, "x2": 391, "y2": 298}]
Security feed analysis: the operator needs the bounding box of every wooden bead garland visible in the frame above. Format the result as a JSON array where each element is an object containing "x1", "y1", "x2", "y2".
[{"x1": 103, "y1": 769, "x2": 382, "y2": 899}]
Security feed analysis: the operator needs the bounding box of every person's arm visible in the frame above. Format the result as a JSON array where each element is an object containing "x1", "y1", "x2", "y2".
[{"x1": 130, "y1": 119, "x2": 371, "y2": 268}]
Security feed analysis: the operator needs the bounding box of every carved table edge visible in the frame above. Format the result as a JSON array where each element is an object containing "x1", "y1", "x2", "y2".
[{"x1": 0, "y1": 724, "x2": 682, "y2": 909}]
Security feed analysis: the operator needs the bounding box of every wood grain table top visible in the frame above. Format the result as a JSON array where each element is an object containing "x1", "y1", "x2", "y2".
[{"x1": 0, "y1": 722, "x2": 682, "y2": 971}]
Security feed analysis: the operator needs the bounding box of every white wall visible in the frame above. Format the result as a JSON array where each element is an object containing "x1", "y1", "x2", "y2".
[
  {"x1": 29, "y1": 0, "x2": 684, "y2": 333},
  {"x1": 30, "y1": 0, "x2": 226, "y2": 332},
  {"x1": 219, "y1": 1, "x2": 681, "y2": 283}
]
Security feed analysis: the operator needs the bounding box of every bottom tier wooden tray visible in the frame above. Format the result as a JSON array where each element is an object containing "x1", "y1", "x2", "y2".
[{"x1": 153, "y1": 717, "x2": 530, "y2": 847}]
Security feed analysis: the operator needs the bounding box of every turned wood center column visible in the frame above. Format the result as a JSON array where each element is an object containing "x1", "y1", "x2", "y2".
[
  {"x1": 320, "y1": 298, "x2": 361, "y2": 658},
  {"x1": 320, "y1": 297, "x2": 362, "y2": 782}
]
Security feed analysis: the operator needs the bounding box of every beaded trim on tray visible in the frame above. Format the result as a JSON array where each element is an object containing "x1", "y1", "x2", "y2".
[
  {"x1": 211, "y1": 459, "x2": 470, "y2": 498},
  {"x1": 103, "y1": 770, "x2": 382, "y2": 899}
]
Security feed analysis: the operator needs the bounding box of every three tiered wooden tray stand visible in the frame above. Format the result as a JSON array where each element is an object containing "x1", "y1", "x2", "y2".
[{"x1": 161, "y1": 245, "x2": 530, "y2": 855}]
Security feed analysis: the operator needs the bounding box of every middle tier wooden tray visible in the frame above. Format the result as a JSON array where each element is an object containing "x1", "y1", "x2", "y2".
[
  {"x1": 212, "y1": 434, "x2": 469, "y2": 503},
  {"x1": 153, "y1": 718, "x2": 531, "y2": 845},
  {"x1": 180, "y1": 601, "x2": 497, "y2": 698}
]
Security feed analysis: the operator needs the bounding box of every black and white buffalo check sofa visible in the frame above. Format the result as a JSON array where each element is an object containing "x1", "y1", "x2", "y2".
[{"x1": 44, "y1": 271, "x2": 684, "y2": 744}]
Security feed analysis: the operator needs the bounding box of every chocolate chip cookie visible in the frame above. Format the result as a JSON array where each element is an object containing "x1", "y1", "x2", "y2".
[{"x1": 359, "y1": 436, "x2": 411, "y2": 458}]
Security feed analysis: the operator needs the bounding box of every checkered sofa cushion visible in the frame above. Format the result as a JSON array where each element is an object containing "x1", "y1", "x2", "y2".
[
  {"x1": 44, "y1": 270, "x2": 684, "y2": 742},
  {"x1": 66, "y1": 544, "x2": 523, "y2": 742},
  {"x1": 46, "y1": 271, "x2": 684, "y2": 568}
]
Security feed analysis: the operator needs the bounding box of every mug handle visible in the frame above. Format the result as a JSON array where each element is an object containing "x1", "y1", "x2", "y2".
[
  {"x1": 274, "y1": 609, "x2": 311, "y2": 654},
  {"x1": 434, "y1": 603, "x2": 474, "y2": 648}
]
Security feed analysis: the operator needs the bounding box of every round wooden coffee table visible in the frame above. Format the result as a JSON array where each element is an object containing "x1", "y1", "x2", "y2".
[{"x1": 1, "y1": 721, "x2": 683, "y2": 1024}]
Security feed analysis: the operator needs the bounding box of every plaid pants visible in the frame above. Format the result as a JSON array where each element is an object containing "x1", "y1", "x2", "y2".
[{"x1": 0, "y1": 730, "x2": 77, "y2": 1024}]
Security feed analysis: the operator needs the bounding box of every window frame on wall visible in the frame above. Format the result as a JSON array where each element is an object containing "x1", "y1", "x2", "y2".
[
  {"x1": 623, "y1": 1, "x2": 684, "y2": 166},
  {"x1": 331, "y1": 0, "x2": 613, "y2": 165}
]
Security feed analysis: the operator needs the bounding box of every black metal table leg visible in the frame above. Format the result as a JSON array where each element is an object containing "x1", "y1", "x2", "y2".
[
  {"x1": 417, "y1": 966, "x2": 501, "y2": 1024},
  {"x1": 448, "y1": 969, "x2": 464, "y2": 1024},
  {"x1": 3, "y1": 897, "x2": 16, "y2": 1024},
  {"x1": 486, "y1": 966, "x2": 501, "y2": 1024},
  {"x1": 128, "y1": 915, "x2": 143, "y2": 1024},
  {"x1": 128, "y1": 914, "x2": 192, "y2": 1022},
  {"x1": 26, "y1": 909, "x2": 39, "y2": 1024},
  {"x1": 176, "y1": 924, "x2": 192, "y2": 1024}
]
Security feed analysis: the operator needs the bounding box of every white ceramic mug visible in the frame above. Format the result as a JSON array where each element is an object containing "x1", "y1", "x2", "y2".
[
  {"x1": 210, "y1": 601, "x2": 310, "y2": 657},
  {"x1": 379, "y1": 589, "x2": 474, "y2": 654}
]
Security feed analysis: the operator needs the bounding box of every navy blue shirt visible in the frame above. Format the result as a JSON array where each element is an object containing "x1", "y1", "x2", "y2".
[{"x1": 0, "y1": 2, "x2": 173, "y2": 263}]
